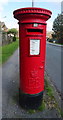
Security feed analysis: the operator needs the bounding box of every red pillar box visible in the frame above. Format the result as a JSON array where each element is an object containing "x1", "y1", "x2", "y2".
[{"x1": 13, "y1": 7, "x2": 52, "y2": 109}]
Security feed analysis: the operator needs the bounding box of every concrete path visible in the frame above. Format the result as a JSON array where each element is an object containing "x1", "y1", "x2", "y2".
[
  {"x1": 2, "y1": 48, "x2": 19, "y2": 118},
  {"x1": 1, "y1": 48, "x2": 61, "y2": 118},
  {"x1": 0, "y1": 66, "x2": 2, "y2": 119}
]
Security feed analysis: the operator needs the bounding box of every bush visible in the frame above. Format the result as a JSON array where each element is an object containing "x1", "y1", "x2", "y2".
[{"x1": 13, "y1": 36, "x2": 16, "y2": 42}]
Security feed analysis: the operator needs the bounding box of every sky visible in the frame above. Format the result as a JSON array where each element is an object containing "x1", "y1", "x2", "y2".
[{"x1": 0, "y1": 0, "x2": 62, "y2": 31}]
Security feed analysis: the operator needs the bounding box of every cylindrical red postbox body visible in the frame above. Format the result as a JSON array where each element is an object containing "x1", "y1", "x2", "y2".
[{"x1": 13, "y1": 7, "x2": 52, "y2": 109}]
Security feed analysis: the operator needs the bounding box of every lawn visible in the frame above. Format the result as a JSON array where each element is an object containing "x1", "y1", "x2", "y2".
[{"x1": 0, "y1": 40, "x2": 19, "y2": 65}]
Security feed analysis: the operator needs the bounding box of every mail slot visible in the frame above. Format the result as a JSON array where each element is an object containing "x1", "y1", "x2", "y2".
[
  {"x1": 26, "y1": 27, "x2": 43, "y2": 36},
  {"x1": 27, "y1": 28, "x2": 43, "y2": 35},
  {"x1": 13, "y1": 7, "x2": 52, "y2": 109}
]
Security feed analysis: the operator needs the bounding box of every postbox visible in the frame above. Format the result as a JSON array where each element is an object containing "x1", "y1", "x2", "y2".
[{"x1": 13, "y1": 7, "x2": 52, "y2": 109}]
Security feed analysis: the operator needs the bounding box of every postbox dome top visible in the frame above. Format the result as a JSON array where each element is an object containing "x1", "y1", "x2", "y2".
[{"x1": 13, "y1": 7, "x2": 52, "y2": 23}]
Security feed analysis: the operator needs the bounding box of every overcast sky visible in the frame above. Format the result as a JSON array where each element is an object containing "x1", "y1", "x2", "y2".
[{"x1": 0, "y1": 0, "x2": 62, "y2": 31}]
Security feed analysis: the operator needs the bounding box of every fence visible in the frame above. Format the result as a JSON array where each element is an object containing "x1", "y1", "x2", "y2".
[{"x1": 0, "y1": 31, "x2": 13, "y2": 46}]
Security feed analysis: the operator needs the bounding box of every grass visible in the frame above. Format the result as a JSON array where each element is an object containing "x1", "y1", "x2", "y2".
[
  {"x1": 54, "y1": 42, "x2": 63, "y2": 45},
  {"x1": 60, "y1": 110, "x2": 63, "y2": 118},
  {"x1": 45, "y1": 78, "x2": 54, "y2": 98},
  {"x1": 54, "y1": 43, "x2": 63, "y2": 45},
  {"x1": 46, "y1": 86, "x2": 53, "y2": 97},
  {"x1": 38, "y1": 100, "x2": 45, "y2": 111},
  {"x1": 45, "y1": 77, "x2": 63, "y2": 118},
  {"x1": 49, "y1": 41, "x2": 63, "y2": 45},
  {"x1": 28, "y1": 100, "x2": 45, "y2": 114},
  {"x1": 0, "y1": 40, "x2": 19, "y2": 65},
  {"x1": 28, "y1": 109, "x2": 36, "y2": 114}
]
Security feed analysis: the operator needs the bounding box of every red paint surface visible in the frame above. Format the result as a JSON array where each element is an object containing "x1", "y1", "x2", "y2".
[{"x1": 13, "y1": 7, "x2": 52, "y2": 94}]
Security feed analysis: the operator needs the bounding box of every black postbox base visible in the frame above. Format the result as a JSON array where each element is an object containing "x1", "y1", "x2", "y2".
[{"x1": 19, "y1": 89, "x2": 43, "y2": 109}]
